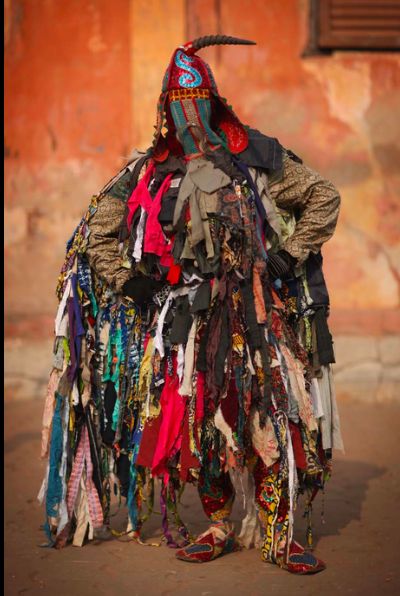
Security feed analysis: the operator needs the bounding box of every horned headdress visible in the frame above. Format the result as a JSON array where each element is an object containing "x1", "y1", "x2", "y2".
[{"x1": 152, "y1": 35, "x2": 256, "y2": 161}]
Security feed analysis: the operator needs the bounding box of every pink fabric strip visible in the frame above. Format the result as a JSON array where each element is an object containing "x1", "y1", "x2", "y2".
[
  {"x1": 82, "y1": 427, "x2": 103, "y2": 528},
  {"x1": 126, "y1": 162, "x2": 155, "y2": 231},
  {"x1": 66, "y1": 426, "x2": 103, "y2": 528},
  {"x1": 66, "y1": 430, "x2": 86, "y2": 517},
  {"x1": 143, "y1": 173, "x2": 173, "y2": 256},
  {"x1": 126, "y1": 161, "x2": 174, "y2": 260},
  {"x1": 151, "y1": 358, "x2": 186, "y2": 477}
]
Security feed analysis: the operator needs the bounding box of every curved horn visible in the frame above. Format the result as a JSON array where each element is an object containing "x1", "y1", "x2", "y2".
[{"x1": 183, "y1": 35, "x2": 256, "y2": 55}]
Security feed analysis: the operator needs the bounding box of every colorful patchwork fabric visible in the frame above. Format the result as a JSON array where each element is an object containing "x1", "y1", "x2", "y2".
[
  {"x1": 38, "y1": 36, "x2": 343, "y2": 573},
  {"x1": 175, "y1": 523, "x2": 240, "y2": 563},
  {"x1": 274, "y1": 540, "x2": 326, "y2": 575}
]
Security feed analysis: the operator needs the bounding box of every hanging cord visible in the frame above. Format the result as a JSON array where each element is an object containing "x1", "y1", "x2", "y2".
[
  {"x1": 302, "y1": 485, "x2": 319, "y2": 551},
  {"x1": 303, "y1": 489, "x2": 314, "y2": 551}
]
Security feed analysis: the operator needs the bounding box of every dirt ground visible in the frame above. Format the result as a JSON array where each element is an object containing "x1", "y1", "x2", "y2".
[{"x1": 4, "y1": 395, "x2": 400, "y2": 596}]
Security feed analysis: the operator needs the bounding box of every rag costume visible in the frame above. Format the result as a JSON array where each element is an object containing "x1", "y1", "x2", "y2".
[{"x1": 38, "y1": 35, "x2": 343, "y2": 574}]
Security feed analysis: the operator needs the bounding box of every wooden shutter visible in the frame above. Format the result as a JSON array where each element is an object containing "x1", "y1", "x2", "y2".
[{"x1": 318, "y1": 0, "x2": 400, "y2": 49}]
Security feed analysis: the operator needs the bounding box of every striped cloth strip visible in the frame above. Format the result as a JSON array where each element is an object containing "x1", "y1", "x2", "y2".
[{"x1": 66, "y1": 425, "x2": 103, "y2": 528}]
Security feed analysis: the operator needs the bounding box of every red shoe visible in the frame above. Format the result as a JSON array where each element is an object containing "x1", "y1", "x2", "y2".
[
  {"x1": 175, "y1": 522, "x2": 241, "y2": 563},
  {"x1": 276, "y1": 541, "x2": 326, "y2": 575}
]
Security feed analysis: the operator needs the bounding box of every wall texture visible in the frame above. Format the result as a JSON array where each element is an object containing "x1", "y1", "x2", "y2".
[
  {"x1": 5, "y1": 0, "x2": 132, "y2": 333},
  {"x1": 5, "y1": 0, "x2": 400, "y2": 344}
]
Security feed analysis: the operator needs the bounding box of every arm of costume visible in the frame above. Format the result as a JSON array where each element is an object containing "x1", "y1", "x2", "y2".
[
  {"x1": 269, "y1": 152, "x2": 341, "y2": 264},
  {"x1": 85, "y1": 152, "x2": 149, "y2": 293},
  {"x1": 85, "y1": 193, "x2": 130, "y2": 293}
]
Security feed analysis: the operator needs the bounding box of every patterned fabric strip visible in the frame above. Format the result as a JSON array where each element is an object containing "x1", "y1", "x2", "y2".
[
  {"x1": 66, "y1": 425, "x2": 104, "y2": 529},
  {"x1": 66, "y1": 430, "x2": 85, "y2": 518}
]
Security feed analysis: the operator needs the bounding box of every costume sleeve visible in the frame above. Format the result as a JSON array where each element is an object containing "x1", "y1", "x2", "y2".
[
  {"x1": 85, "y1": 194, "x2": 131, "y2": 293},
  {"x1": 85, "y1": 153, "x2": 149, "y2": 293},
  {"x1": 268, "y1": 153, "x2": 341, "y2": 264}
]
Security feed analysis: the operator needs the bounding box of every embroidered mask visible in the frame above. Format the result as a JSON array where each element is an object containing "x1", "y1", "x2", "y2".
[{"x1": 152, "y1": 35, "x2": 256, "y2": 160}]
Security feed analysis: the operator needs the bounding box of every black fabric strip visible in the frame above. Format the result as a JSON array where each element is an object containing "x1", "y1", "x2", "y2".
[
  {"x1": 237, "y1": 128, "x2": 283, "y2": 172},
  {"x1": 240, "y1": 279, "x2": 262, "y2": 349},
  {"x1": 214, "y1": 304, "x2": 230, "y2": 387},
  {"x1": 314, "y1": 307, "x2": 335, "y2": 365}
]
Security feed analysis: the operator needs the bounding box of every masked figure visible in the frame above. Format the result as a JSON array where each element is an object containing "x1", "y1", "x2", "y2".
[{"x1": 39, "y1": 35, "x2": 343, "y2": 574}]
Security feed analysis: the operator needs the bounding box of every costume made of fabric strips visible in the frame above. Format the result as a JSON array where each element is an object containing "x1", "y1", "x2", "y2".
[{"x1": 38, "y1": 35, "x2": 343, "y2": 573}]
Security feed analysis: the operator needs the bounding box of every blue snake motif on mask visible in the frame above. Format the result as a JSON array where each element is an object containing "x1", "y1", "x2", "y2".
[{"x1": 175, "y1": 50, "x2": 202, "y2": 88}]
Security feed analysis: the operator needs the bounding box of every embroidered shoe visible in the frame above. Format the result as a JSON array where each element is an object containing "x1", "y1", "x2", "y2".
[
  {"x1": 275, "y1": 540, "x2": 326, "y2": 575},
  {"x1": 175, "y1": 522, "x2": 240, "y2": 563}
]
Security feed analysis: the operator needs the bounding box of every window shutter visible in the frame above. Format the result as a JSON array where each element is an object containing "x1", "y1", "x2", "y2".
[{"x1": 318, "y1": 0, "x2": 400, "y2": 49}]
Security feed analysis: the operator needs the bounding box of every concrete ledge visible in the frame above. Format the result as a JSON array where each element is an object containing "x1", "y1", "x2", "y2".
[
  {"x1": 5, "y1": 309, "x2": 400, "y2": 341},
  {"x1": 4, "y1": 338, "x2": 53, "y2": 402},
  {"x1": 333, "y1": 335, "x2": 400, "y2": 402},
  {"x1": 4, "y1": 334, "x2": 400, "y2": 403},
  {"x1": 329, "y1": 309, "x2": 400, "y2": 336}
]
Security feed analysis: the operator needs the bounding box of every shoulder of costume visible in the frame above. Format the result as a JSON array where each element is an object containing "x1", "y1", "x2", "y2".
[
  {"x1": 98, "y1": 149, "x2": 151, "y2": 202},
  {"x1": 237, "y1": 128, "x2": 284, "y2": 173},
  {"x1": 282, "y1": 147, "x2": 303, "y2": 164}
]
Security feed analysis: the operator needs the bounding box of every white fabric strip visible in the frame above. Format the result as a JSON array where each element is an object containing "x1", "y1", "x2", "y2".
[
  {"x1": 71, "y1": 380, "x2": 80, "y2": 406},
  {"x1": 37, "y1": 462, "x2": 49, "y2": 505},
  {"x1": 310, "y1": 377, "x2": 324, "y2": 419},
  {"x1": 132, "y1": 208, "x2": 146, "y2": 262},
  {"x1": 154, "y1": 284, "x2": 200, "y2": 358},
  {"x1": 286, "y1": 422, "x2": 298, "y2": 549},
  {"x1": 178, "y1": 316, "x2": 198, "y2": 396},
  {"x1": 177, "y1": 345, "x2": 185, "y2": 383},
  {"x1": 55, "y1": 274, "x2": 72, "y2": 336},
  {"x1": 154, "y1": 294, "x2": 174, "y2": 359},
  {"x1": 318, "y1": 365, "x2": 344, "y2": 451}
]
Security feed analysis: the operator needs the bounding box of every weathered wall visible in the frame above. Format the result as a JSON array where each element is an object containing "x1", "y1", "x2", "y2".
[
  {"x1": 188, "y1": 0, "x2": 400, "y2": 335},
  {"x1": 5, "y1": 0, "x2": 400, "y2": 343},
  {"x1": 4, "y1": 0, "x2": 132, "y2": 333}
]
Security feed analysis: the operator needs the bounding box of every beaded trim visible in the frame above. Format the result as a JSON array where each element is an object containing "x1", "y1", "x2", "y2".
[{"x1": 168, "y1": 88, "x2": 210, "y2": 101}]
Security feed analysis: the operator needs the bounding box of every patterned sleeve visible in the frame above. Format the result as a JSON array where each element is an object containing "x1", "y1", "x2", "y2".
[
  {"x1": 268, "y1": 152, "x2": 341, "y2": 264},
  {"x1": 85, "y1": 194, "x2": 131, "y2": 293}
]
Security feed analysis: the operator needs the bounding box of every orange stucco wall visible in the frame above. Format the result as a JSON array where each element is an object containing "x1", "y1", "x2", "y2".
[
  {"x1": 4, "y1": 0, "x2": 400, "y2": 337},
  {"x1": 4, "y1": 0, "x2": 132, "y2": 333}
]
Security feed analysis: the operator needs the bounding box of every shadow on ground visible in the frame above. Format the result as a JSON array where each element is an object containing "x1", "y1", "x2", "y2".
[{"x1": 4, "y1": 396, "x2": 400, "y2": 596}]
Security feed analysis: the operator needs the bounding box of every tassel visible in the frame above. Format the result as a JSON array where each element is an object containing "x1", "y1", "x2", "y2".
[
  {"x1": 160, "y1": 480, "x2": 178, "y2": 548},
  {"x1": 303, "y1": 491, "x2": 314, "y2": 551}
]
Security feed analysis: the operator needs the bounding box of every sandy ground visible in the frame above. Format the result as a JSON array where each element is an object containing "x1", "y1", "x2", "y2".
[{"x1": 4, "y1": 396, "x2": 400, "y2": 596}]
